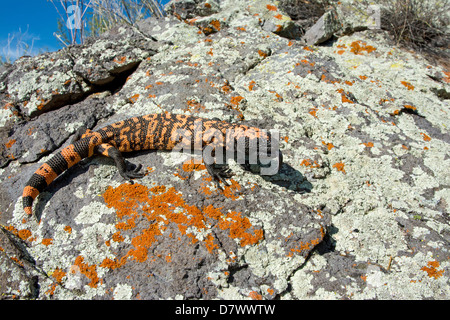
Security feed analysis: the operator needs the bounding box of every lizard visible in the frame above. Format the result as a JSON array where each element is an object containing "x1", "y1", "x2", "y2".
[{"x1": 22, "y1": 112, "x2": 282, "y2": 219}]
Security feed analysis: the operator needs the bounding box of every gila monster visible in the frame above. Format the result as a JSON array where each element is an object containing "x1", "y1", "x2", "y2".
[{"x1": 22, "y1": 112, "x2": 282, "y2": 218}]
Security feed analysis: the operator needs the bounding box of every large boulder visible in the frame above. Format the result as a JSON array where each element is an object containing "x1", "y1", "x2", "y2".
[{"x1": 0, "y1": 0, "x2": 449, "y2": 300}]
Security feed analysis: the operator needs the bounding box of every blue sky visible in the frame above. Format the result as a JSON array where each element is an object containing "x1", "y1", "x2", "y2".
[{"x1": 0, "y1": 0, "x2": 170, "y2": 62}]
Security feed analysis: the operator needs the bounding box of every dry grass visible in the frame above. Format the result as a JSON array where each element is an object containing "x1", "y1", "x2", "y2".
[
  {"x1": 379, "y1": 0, "x2": 450, "y2": 50},
  {"x1": 377, "y1": 0, "x2": 450, "y2": 69}
]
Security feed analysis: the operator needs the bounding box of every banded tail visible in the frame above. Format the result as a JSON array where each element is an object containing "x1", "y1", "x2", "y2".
[{"x1": 22, "y1": 132, "x2": 103, "y2": 216}]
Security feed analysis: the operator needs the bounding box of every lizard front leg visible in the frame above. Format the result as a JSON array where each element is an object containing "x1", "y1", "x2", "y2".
[
  {"x1": 95, "y1": 143, "x2": 144, "y2": 180},
  {"x1": 202, "y1": 144, "x2": 233, "y2": 189}
]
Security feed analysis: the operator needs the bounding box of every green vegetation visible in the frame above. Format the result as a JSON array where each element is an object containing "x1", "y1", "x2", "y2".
[{"x1": 50, "y1": 0, "x2": 166, "y2": 46}]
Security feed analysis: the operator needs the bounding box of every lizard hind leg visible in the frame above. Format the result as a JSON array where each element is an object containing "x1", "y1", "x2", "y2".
[
  {"x1": 71, "y1": 126, "x2": 93, "y2": 143},
  {"x1": 95, "y1": 143, "x2": 144, "y2": 181}
]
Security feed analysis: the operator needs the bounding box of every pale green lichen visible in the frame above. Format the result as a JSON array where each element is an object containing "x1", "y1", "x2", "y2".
[
  {"x1": 113, "y1": 283, "x2": 133, "y2": 300},
  {"x1": 74, "y1": 202, "x2": 115, "y2": 225}
]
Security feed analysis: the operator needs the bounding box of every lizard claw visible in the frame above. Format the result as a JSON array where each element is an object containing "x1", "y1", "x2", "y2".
[
  {"x1": 121, "y1": 163, "x2": 145, "y2": 180},
  {"x1": 205, "y1": 163, "x2": 233, "y2": 188}
]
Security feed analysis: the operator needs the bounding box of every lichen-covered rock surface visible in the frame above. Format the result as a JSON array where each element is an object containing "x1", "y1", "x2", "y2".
[{"x1": 1, "y1": 0, "x2": 449, "y2": 299}]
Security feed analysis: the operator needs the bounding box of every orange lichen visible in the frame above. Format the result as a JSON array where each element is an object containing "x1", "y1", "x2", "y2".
[
  {"x1": 182, "y1": 159, "x2": 206, "y2": 172},
  {"x1": 349, "y1": 41, "x2": 376, "y2": 55},
  {"x1": 401, "y1": 81, "x2": 414, "y2": 90},
  {"x1": 362, "y1": 142, "x2": 374, "y2": 148},
  {"x1": 73, "y1": 256, "x2": 100, "y2": 288},
  {"x1": 203, "y1": 204, "x2": 223, "y2": 220},
  {"x1": 336, "y1": 88, "x2": 354, "y2": 104},
  {"x1": 333, "y1": 162, "x2": 346, "y2": 174},
  {"x1": 112, "y1": 231, "x2": 125, "y2": 242},
  {"x1": 300, "y1": 159, "x2": 321, "y2": 168},
  {"x1": 321, "y1": 74, "x2": 339, "y2": 84},
  {"x1": 101, "y1": 183, "x2": 263, "y2": 269},
  {"x1": 230, "y1": 95, "x2": 244, "y2": 106},
  {"x1": 18, "y1": 229, "x2": 32, "y2": 240},
  {"x1": 114, "y1": 56, "x2": 127, "y2": 64},
  {"x1": 64, "y1": 226, "x2": 72, "y2": 233},
  {"x1": 10, "y1": 257, "x2": 24, "y2": 267},
  {"x1": 222, "y1": 179, "x2": 242, "y2": 200},
  {"x1": 249, "y1": 291, "x2": 263, "y2": 300},
  {"x1": 46, "y1": 283, "x2": 57, "y2": 296},
  {"x1": 228, "y1": 95, "x2": 245, "y2": 120},
  {"x1": 341, "y1": 94, "x2": 354, "y2": 104},
  {"x1": 420, "y1": 133, "x2": 431, "y2": 141},
  {"x1": 274, "y1": 13, "x2": 283, "y2": 20},
  {"x1": 52, "y1": 268, "x2": 66, "y2": 283},
  {"x1": 217, "y1": 211, "x2": 263, "y2": 247},
  {"x1": 100, "y1": 257, "x2": 127, "y2": 270},
  {"x1": 199, "y1": 176, "x2": 214, "y2": 195},
  {"x1": 268, "y1": 90, "x2": 283, "y2": 101},
  {"x1": 5, "y1": 139, "x2": 16, "y2": 148},
  {"x1": 129, "y1": 94, "x2": 140, "y2": 103},
  {"x1": 183, "y1": 99, "x2": 206, "y2": 113},
  {"x1": 266, "y1": 4, "x2": 277, "y2": 11},
  {"x1": 258, "y1": 50, "x2": 268, "y2": 58},
  {"x1": 204, "y1": 234, "x2": 219, "y2": 253},
  {"x1": 209, "y1": 19, "x2": 221, "y2": 31},
  {"x1": 443, "y1": 71, "x2": 450, "y2": 83},
  {"x1": 174, "y1": 171, "x2": 189, "y2": 181},
  {"x1": 322, "y1": 141, "x2": 335, "y2": 150},
  {"x1": 404, "y1": 104, "x2": 417, "y2": 112},
  {"x1": 221, "y1": 83, "x2": 232, "y2": 94},
  {"x1": 248, "y1": 80, "x2": 256, "y2": 91},
  {"x1": 287, "y1": 226, "x2": 325, "y2": 257},
  {"x1": 309, "y1": 108, "x2": 318, "y2": 118},
  {"x1": 421, "y1": 261, "x2": 444, "y2": 279},
  {"x1": 42, "y1": 238, "x2": 53, "y2": 246}
]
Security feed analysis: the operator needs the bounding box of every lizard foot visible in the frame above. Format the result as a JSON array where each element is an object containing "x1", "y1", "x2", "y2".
[
  {"x1": 121, "y1": 163, "x2": 145, "y2": 181},
  {"x1": 205, "y1": 164, "x2": 234, "y2": 189}
]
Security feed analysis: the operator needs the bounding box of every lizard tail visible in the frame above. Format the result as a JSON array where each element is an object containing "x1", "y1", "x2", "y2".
[{"x1": 22, "y1": 133, "x2": 102, "y2": 216}]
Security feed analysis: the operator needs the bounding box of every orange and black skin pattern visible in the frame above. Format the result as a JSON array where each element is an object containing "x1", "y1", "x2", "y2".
[{"x1": 22, "y1": 112, "x2": 282, "y2": 217}]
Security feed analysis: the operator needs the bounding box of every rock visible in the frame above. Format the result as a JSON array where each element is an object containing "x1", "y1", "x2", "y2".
[
  {"x1": 0, "y1": 26, "x2": 161, "y2": 120},
  {"x1": 247, "y1": 0, "x2": 301, "y2": 39},
  {"x1": 1, "y1": 51, "x2": 87, "y2": 119},
  {"x1": 302, "y1": 10, "x2": 340, "y2": 45},
  {"x1": 1, "y1": 0, "x2": 450, "y2": 300},
  {"x1": 165, "y1": 0, "x2": 220, "y2": 20},
  {"x1": 334, "y1": 0, "x2": 379, "y2": 35}
]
